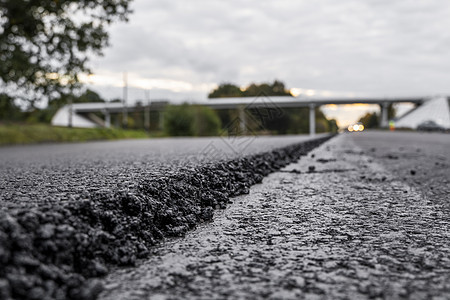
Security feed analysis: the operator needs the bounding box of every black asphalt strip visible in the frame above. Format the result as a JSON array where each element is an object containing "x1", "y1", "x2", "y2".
[{"x1": 0, "y1": 135, "x2": 333, "y2": 300}]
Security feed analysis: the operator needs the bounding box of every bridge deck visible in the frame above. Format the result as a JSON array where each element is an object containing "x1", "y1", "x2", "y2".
[
  {"x1": 69, "y1": 96, "x2": 426, "y2": 113},
  {"x1": 51, "y1": 95, "x2": 430, "y2": 132}
]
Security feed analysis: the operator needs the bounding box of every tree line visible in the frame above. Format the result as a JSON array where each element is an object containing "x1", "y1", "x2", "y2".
[{"x1": 208, "y1": 80, "x2": 292, "y2": 98}]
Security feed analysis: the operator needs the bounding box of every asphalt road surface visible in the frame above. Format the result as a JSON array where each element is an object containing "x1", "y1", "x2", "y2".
[
  {"x1": 0, "y1": 134, "x2": 323, "y2": 210},
  {"x1": 98, "y1": 131, "x2": 450, "y2": 300},
  {"x1": 0, "y1": 134, "x2": 330, "y2": 300},
  {"x1": 1, "y1": 131, "x2": 448, "y2": 300}
]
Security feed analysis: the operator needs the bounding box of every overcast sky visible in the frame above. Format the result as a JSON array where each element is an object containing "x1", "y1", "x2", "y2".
[{"x1": 84, "y1": 0, "x2": 450, "y2": 126}]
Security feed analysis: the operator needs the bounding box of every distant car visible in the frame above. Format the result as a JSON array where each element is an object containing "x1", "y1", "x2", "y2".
[
  {"x1": 347, "y1": 122, "x2": 364, "y2": 132},
  {"x1": 417, "y1": 120, "x2": 445, "y2": 132}
]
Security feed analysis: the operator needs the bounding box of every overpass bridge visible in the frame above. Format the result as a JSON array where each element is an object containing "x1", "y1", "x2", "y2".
[{"x1": 51, "y1": 96, "x2": 428, "y2": 135}]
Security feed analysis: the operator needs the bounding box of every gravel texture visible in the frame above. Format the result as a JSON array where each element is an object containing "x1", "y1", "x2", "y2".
[
  {"x1": 0, "y1": 135, "x2": 332, "y2": 300},
  {"x1": 98, "y1": 131, "x2": 450, "y2": 300},
  {"x1": 0, "y1": 135, "x2": 322, "y2": 210}
]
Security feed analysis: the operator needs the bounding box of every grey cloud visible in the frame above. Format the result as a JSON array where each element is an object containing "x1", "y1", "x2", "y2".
[{"x1": 89, "y1": 0, "x2": 450, "y2": 98}]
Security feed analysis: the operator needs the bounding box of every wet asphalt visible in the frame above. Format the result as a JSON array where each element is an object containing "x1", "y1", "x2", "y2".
[{"x1": 98, "y1": 131, "x2": 450, "y2": 300}]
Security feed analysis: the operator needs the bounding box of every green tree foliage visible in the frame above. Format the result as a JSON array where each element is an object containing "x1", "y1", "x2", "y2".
[
  {"x1": 315, "y1": 109, "x2": 330, "y2": 133},
  {"x1": 283, "y1": 108, "x2": 335, "y2": 134},
  {"x1": 208, "y1": 83, "x2": 243, "y2": 98},
  {"x1": 388, "y1": 103, "x2": 396, "y2": 119},
  {"x1": 163, "y1": 104, "x2": 221, "y2": 136},
  {"x1": 208, "y1": 80, "x2": 292, "y2": 98},
  {"x1": 327, "y1": 118, "x2": 339, "y2": 133},
  {"x1": 243, "y1": 80, "x2": 292, "y2": 97},
  {"x1": 0, "y1": 0, "x2": 132, "y2": 106},
  {"x1": 193, "y1": 105, "x2": 221, "y2": 136},
  {"x1": 77, "y1": 89, "x2": 105, "y2": 103},
  {"x1": 358, "y1": 112, "x2": 379, "y2": 128},
  {"x1": 286, "y1": 108, "x2": 310, "y2": 134},
  {"x1": 256, "y1": 108, "x2": 291, "y2": 134},
  {"x1": 163, "y1": 104, "x2": 195, "y2": 136},
  {"x1": 0, "y1": 93, "x2": 21, "y2": 121}
]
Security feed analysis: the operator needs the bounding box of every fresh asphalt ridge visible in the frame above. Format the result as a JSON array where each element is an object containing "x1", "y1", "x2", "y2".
[
  {"x1": 0, "y1": 134, "x2": 331, "y2": 299},
  {"x1": 0, "y1": 135, "x2": 324, "y2": 209},
  {"x1": 99, "y1": 131, "x2": 450, "y2": 300}
]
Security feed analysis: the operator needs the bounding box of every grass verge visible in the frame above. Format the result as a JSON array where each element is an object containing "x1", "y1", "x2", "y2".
[{"x1": 0, "y1": 123, "x2": 149, "y2": 146}]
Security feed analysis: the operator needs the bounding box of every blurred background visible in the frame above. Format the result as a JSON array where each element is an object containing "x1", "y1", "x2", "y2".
[{"x1": 1, "y1": 0, "x2": 449, "y2": 144}]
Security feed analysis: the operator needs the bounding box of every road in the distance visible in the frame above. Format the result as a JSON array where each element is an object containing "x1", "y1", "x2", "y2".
[
  {"x1": 0, "y1": 134, "x2": 324, "y2": 210},
  {"x1": 347, "y1": 130, "x2": 449, "y2": 204}
]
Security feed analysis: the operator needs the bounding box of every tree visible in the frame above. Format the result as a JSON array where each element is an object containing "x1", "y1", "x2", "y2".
[
  {"x1": 243, "y1": 80, "x2": 292, "y2": 97},
  {"x1": 76, "y1": 89, "x2": 105, "y2": 103},
  {"x1": 358, "y1": 112, "x2": 379, "y2": 128},
  {"x1": 0, "y1": 0, "x2": 132, "y2": 107},
  {"x1": 208, "y1": 80, "x2": 293, "y2": 98},
  {"x1": 208, "y1": 83, "x2": 243, "y2": 98},
  {"x1": 327, "y1": 118, "x2": 339, "y2": 133},
  {"x1": 163, "y1": 104, "x2": 222, "y2": 136},
  {"x1": 163, "y1": 104, "x2": 195, "y2": 136},
  {"x1": 193, "y1": 105, "x2": 221, "y2": 136},
  {"x1": 243, "y1": 83, "x2": 269, "y2": 97},
  {"x1": 388, "y1": 103, "x2": 396, "y2": 119},
  {"x1": 271, "y1": 80, "x2": 291, "y2": 96},
  {"x1": 0, "y1": 93, "x2": 21, "y2": 121}
]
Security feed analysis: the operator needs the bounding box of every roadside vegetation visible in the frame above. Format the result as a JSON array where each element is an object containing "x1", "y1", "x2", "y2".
[
  {"x1": 357, "y1": 105, "x2": 396, "y2": 129},
  {"x1": 0, "y1": 80, "x2": 339, "y2": 145},
  {"x1": 163, "y1": 104, "x2": 222, "y2": 137},
  {"x1": 0, "y1": 90, "x2": 151, "y2": 146},
  {"x1": 0, "y1": 123, "x2": 148, "y2": 146}
]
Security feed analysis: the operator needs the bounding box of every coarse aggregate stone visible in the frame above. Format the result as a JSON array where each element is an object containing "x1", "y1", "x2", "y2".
[
  {"x1": 99, "y1": 131, "x2": 450, "y2": 300},
  {"x1": 0, "y1": 135, "x2": 332, "y2": 300}
]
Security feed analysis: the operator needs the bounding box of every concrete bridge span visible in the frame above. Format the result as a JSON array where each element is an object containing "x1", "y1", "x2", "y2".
[{"x1": 51, "y1": 96, "x2": 428, "y2": 135}]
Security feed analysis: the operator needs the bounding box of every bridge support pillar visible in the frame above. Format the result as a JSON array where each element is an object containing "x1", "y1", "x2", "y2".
[
  {"x1": 68, "y1": 96, "x2": 73, "y2": 128},
  {"x1": 239, "y1": 106, "x2": 246, "y2": 135},
  {"x1": 380, "y1": 102, "x2": 389, "y2": 128},
  {"x1": 309, "y1": 104, "x2": 316, "y2": 136},
  {"x1": 104, "y1": 111, "x2": 111, "y2": 128},
  {"x1": 144, "y1": 102, "x2": 150, "y2": 132},
  {"x1": 159, "y1": 111, "x2": 164, "y2": 130}
]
